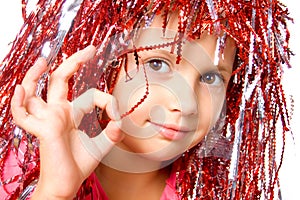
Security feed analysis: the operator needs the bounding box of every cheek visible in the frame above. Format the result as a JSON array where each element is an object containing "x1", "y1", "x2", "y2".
[
  {"x1": 197, "y1": 85, "x2": 225, "y2": 127},
  {"x1": 113, "y1": 84, "x2": 150, "y2": 138},
  {"x1": 113, "y1": 76, "x2": 168, "y2": 139},
  {"x1": 112, "y1": 67, "x2": 147, "y2": 115},
  {"x1": 189, "y1": 85, "x2": 226, "y2": 148}
]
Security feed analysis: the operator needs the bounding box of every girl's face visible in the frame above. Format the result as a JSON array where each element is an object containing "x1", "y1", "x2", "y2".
[{"x1": 111, "y1": 14, "x2": 236, "y2": 162}]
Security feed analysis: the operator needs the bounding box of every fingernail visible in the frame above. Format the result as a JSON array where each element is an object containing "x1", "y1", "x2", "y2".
[
  {"x1": 33, "y1": 57, "x2": 46, "y2": 67},
  {"x1": 81, "y1": 45, "x2": 96, "y2": 59},
  {"x1": 82, "y1": 45, "x2": 96, "y2": 53}
]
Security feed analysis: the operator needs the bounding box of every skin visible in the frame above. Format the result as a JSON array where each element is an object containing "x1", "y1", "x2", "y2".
[{"x1": 11, "y1": 13, "x2": 236, "y2": 200}]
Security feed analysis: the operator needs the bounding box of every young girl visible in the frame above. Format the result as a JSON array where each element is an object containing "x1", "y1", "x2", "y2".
[{"x1": 0, "y1": 0, "x2": 292, "y2": 199}]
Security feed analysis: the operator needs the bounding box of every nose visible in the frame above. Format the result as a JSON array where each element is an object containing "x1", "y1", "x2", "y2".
[{"x1": 164, "y1": 72, "x2": 198, "y2": 116}]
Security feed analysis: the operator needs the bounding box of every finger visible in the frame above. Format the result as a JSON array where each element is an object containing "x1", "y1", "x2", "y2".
[
  {"x1": 103, "y1": 120, "x2": 124, "y2": 143},
  {"x1": 11, "y1": 85, "x2": 26, "y2": 119},
  {"x1": 77, "y1": 121, "x2": 123, "y2": 161},
  {"x1": 25, "y1": 97, "x2": 47, "y2": 116},
  {"x1": 21, "y1": 58, "x2": 48, "y2": 97},
  {"x1": 12, "y1": 82, "x2": 46, "y2": 121},
  {"x1": 72, "y1": 88, "x2": 120, "y2": 128},
  {"x1": 48, "y1": 45, "x2": 96, "y2": 102},
  {"x1": 11, "y1": 85, "x2": 43, "y2": 136}
]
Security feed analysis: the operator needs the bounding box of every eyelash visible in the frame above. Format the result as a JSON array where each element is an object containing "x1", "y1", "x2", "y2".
[
  {"x1": 143, "y1": 56, "x2": 225, "y2": 86},
  {"x1": 200, "y1": 71, "x2": 225, "y2": 86},
  {"x1": 144, "y1": 58, "x2": 171, "y2": 73}
]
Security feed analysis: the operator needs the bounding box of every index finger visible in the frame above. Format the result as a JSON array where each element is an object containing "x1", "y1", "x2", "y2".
[
  {"x1": 72, "y1": 88, "x2": 120, "y2": 128},
  {"x1": 48, "y1": 45, "x2": 96, "y2": 102}
]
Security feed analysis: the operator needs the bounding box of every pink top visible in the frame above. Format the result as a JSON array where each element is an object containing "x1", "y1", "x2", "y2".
[
  {"x1": 2, "y1": 170, "x2": 180, "y2": 199},
  {"x1": 1, "y1": 147, "x2": 180, "y2": 200},
  {"x1": 86, "y1": 170, "x2": 180, "y2": 200}
]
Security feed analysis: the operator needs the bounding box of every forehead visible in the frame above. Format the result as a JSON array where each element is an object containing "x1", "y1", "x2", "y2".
[
  {"x1": 134, "y1": 28, "x2": 214, "y2": 71},
  {"x1": 132, "y1": 13, "x2": 236, "y2": 73}
]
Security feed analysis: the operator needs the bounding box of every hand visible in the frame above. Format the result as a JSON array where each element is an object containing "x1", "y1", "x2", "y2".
[{"x1": 11, "y1": 45, "x2": 124, "y2": 199}]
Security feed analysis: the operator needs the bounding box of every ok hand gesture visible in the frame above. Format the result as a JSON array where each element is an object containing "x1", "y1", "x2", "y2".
[{"x1": 11, "y1": 45, "x2": 124, "y2": 199}]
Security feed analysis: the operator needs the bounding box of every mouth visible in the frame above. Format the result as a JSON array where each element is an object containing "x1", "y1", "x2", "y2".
[{"x1": 149, "y1": 121, "x2": 193, "y2": 141}]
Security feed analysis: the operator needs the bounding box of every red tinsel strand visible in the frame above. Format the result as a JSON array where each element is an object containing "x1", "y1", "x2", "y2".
[
  {"x1": 229, "y1": 0, "x2": 290, "y2": 195},
  {"x1": 120, "y1": 55, "x2": 150, "y2": 118},
  {"x1": 0, "y1": 0, "x2": 66, "y2": 198},
  {"x1": 161, "y1": 0, "x2": 171, "y2": 34}
]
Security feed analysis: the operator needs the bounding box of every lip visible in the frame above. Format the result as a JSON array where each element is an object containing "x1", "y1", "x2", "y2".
[{"x1": 150, "y1": 121, "x2": 192, "y2": 140}]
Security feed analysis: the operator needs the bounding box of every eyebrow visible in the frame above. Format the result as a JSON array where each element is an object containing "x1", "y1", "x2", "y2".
[
  {"x1": 142, "y1": 48, "x2": 176, "y2": 59},
  {"x1": 160, "y1": 36, "x2": 176, "y2": 40}
]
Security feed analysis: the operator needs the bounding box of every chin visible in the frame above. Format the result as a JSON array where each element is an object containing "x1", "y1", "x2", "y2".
[{"x1": 129, "y1": 139, "x2": 192, "y2": 161}]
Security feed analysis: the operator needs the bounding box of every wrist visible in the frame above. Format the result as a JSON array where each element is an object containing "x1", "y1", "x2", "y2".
[
  {"x1": 31, "y1": 182, "x2": 76, "y2": 200},
  {"x1": 31, "y1": 191, "x2": 75, "y2": 200}
]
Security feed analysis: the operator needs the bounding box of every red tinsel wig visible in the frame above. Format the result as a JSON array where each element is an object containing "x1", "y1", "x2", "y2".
[{"x1": 0, "y1": 0, "x2": 293, "y2": 199}]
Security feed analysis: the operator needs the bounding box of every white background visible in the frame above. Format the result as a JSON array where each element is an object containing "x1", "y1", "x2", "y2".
[{"x1": 0, "y1": 1, "x2": 299, "y2": 199}]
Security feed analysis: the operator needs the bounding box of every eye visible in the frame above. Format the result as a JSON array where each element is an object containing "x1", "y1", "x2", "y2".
[
  {"x1": 145, "y1": 59, "x2": 171, "y2": 73},
  {"x1": 200, "y1": 72, "x2": 224, "y2": 86}
]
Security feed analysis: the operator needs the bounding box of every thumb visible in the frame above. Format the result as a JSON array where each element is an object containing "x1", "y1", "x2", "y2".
[{"x1": 78, "y1": 120, "x2": 123, "y2": 161}]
